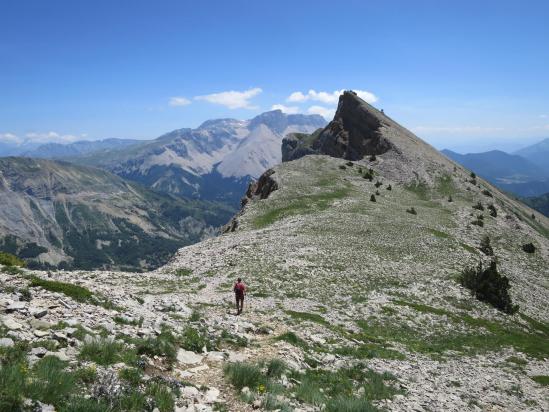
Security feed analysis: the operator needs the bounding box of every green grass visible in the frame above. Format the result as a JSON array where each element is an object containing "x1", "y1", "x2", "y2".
[
  {"x1": 266, "y1": 359, "x2": 286, "y2": 378},
  {"x1": 0, "y1": 252, "x2": 25, "y2": 267},
  {"x1": 531, "y1": 375, "x2": 549, "y2": 385},
  {"x1": 326, "y1": 396, "x2": 379, "y2": 412},
  {"x1": 113, "y1": 316, "x2": 143, "y2": 326},
  {"x1": 285, "y1": 310, "x2": 328, "y2": 325},
  {"x1": 133, "y1": 328, "x2": 178, "y2": 364},
  {"x1": 460, "y1": 242, "x2": 478, "y2": 254},
  {"x1": 118, "y1": 367, "x2": 143, "y2": 385},
  {"x1": 174, "y1": 267, "x2": 193, "y2": 277},
  {"x1": 333, "y1": 342, "x2": 405, "y2": 360},
  {"x1": 393, "y1": 299, "x2": 450, "y2": 316},
  {"x1": 253, "y1": 187, "x2": 351, "y2": 229},
  {"x1": 146, "y1": 382, "x2": 175, "y2": 412},
  {"x1": 435, "y1": 174, "x2": 456, "y2": 197},
  {"x1": 78, "y1": 338, "x2": 131, "y2": 366},
  {"x1": 427, "y1": 228, "x2": 451, "y2": 239},
  {"x1": 404, "y1": 181, "x2": 430, "y2": 201},
  {"x1": 224, "y1": 362, "x2": 266, "y2": 390},
  {"x1": 26, "y1": 356, "x2": 75, "y2": 406},
  {"x1": 28, "y1": 276, "x2": 118, "y2": 309},
  {"x1": 179, "y1": 326, "x2": 212, "y2": 353},
  {"x1": 356, "y1": 307, "x2": 549, "y2": 359},
  {"x1": 274, "y1": 332, "x2": 308, "y2": 349}
]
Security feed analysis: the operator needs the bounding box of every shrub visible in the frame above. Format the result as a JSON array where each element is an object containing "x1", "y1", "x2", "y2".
[
  {"x1": 406, "y1": 207, "x2": 416, "y2": 215},
  {"x1": 522, "y1": 243, "x2": 536, "y2": 253},
  {"x1": 482, "y1": 189, "x2": 493, "y2": 197},
  {"x1": 0, "y1": 252, "x2": 25, "y2": 267},
  {"x1": 374, "y1": 181, "x2": 382, "y2": 188},
  {"x1": 346, "y1": 161, "x2": 354, "y2": 167},
  {"x1": 370, "y1": 195, "x2": 376, "y2": 202},
  {"x1": 78, "y1": 337, "x2": 126, "y2": 365},
  {"x1": 448, "y1": 195, "x2": 453, "y2": 202},
  {"x1": 61, "y1": 397, "x2": 111, "y2": 412},
  {"x1": 266, "y1": 359, "x2": 286, "y2": 378},
  {"x1": 470, "y1": 172, "x2": 476, "y2": 179},
  {"x1": 488, "y1": 204, "x2": 497, "y2": 217},
  {"x1": 174, "y1": 268, "x2": 192, "y2": 277},
  {"x1": 479, "y1": 236, "x2": 494, "y2": 256},
  {"x1": 375, "y1": 190, "x2": 380, "y2": 196},
  {"x1": 179, "y1": 326, "x2": 210, "y2": 353},
  {"x1": 118, "y1": 367, "x2": 142, "y2": 385},
  {"x1": 26, "y1": 356, "x2": 75, "y2": 405},
  {"x1": 459, "y1": 261, "x2": 519, "y2": 314},
  {"x1": 223, "y1": 362, "x2": 265, "y2": 390},
  {"x1": 339, "y1": 165, "x2": 347, "y2": 170},
  {"x1": 472, "y1": 202, "x2": 484, "y2": 211},
  {"x1": 369, "y1": 154, "x2": 377, "y2": 161},
  {"x1": 146, "y1": 382, "x2": 175, "y2": 412},
  {"x1": 135, "y1": 328, "x2": 177, "y2": 364},
  {"x1": 0, "y1": 361, "x2": 26, "y2": 411},
  {"x1": 274, "y1": 332, "x2": 308, "y2": 349},
  {"x1": 386, "y1": 184, "x2": 392, "y2": 191}
]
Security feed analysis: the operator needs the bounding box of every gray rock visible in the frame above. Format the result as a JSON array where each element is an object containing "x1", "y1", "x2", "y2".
[
  {"x1": 30, "y1": 347, "x2": 48, "y2": 358},
  {"x1": 34, "y1": 329, "x2": 50, "y2": 338},
  {"x1": 29, "y1": 319, "x2": 53, "y2": 330},
  {"x1": 0, "y1": 337, "x2": 14, "y2": 347},
  {"x1": 6, "y1": 301, "x2": 26, "y2": 313},
  {"x1": 2, "y1": 317, "x2": 23, "y2": 330},
  {"x1": 30, "y1": 307, "x2": 48, "y2": 318},
  {"x1": 177, "y1": 349, "x2": 203, "y2": 365}
]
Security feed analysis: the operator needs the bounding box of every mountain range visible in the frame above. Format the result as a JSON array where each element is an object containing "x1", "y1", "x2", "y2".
[
  {"x1": 0, "y1": 157, "x2": 233, "y2": 271},
  {"x1": 27, "y1": 110, "x2": 326, "y2": 208}
]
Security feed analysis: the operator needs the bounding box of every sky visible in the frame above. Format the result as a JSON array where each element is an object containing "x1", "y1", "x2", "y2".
[{"x1": 1, "y1": 0, "x2": 548, "y2": 153}]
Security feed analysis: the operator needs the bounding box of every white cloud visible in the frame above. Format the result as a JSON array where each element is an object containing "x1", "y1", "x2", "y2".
[
  {"x1": 195, "y1": 87, "x2": 262, "y2": 109},
  {"x1": 0, "y1": 133, "x2": 22, "y2": 145},
  {"x1": 169, "y1": 96, "x2": 191, "y2": 106},
  {"x1": 287, "y1": 89, "x2": 378, "y2": 104},
  {"x1": 271, "y1": 104, "x2": 300, "y2": 114},
  {"x1": 307, "y1": 105, "x2": 335, "y2": 120},
  {"x1": 24, "y1": 132, "x2": 83, "y2": 144}
]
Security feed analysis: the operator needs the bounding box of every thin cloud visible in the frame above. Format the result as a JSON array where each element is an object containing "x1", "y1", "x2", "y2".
[
  {"x1": 287, "y1": 89, "x2": 378, "y2": 104},
  {"x1": 25, "y1": 132, "x2": 84, "y2": 144},
  {"x1": 307, "y1": 105, "x2": 335, "y2": 120},
  {"x1": 271, "y1": 104, "x2": 300, "y2": 114},
  {"x1": 0, "y1": 133, "x2": 22, "y2": 145},
  {"x1": 169, "y1": 97, "x2": 191, "y2": 106},
  {"x1": 195, "y1": 87, "x2": 262, "y2": 109}
]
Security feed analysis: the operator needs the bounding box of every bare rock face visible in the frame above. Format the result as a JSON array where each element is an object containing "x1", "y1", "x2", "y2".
[
  {"x1": 282, "y1": 91, "x2": 394, "y2": 162},
  {"x1": 223, "y1": 169, "x2": 279, "y2": 232}
]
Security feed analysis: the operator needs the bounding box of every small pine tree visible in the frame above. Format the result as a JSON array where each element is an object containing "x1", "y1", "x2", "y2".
[
  {"x1": 522, "y1": 243, "x2": 536, "y2": 253},
  {"x1": 369, "y1": 154, "x2": 377, "y2": 161},
  {"x1": 459, "y1": 260, "x2": 518, "y2": 314},
  {"x1": 386, "y1": 184, "x2": 392, "y2": 191},
  {"x1": 406, "y1": 207, "x2": 417, "y2": 215},
  {"x1": 374, "y1": 181, "x2": 382, "y2": 188},
  {"x1": 487, "y1": 204, "x2": 497, "y2": 217},
  {"x1": 470, "y1": 171, "x2": 476, "y2": 179},
  {"x1": 370, "y1": 194, "x2": 376, "y2": 202},
  {"x1": 448, "y1": 195, "x2": 453, "y2": 202},
  {"x1": 375, "y1": 190, "x2": 380, "y2": 195},
  {"x1": 479, "y1": 235, "x2": 494, "y2": 256},
  {"x1": 472, "y1": 201, "x2": 484, "y2": 211}
]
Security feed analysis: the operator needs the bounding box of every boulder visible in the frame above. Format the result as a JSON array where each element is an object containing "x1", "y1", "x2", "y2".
[
  {"x1": 0, "y1": 337, "x2": 14, "y2": 347},
  {"x1": 177, "y1": 349, "x2": 203, "y2": 365}
]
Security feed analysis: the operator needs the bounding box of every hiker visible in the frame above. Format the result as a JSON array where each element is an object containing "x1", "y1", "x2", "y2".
[{"x1": 233, "y1": 277, "x2": 246, "y2": 315}]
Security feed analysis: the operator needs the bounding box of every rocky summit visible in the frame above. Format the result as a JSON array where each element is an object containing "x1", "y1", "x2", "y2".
[{"x1": 1, "y1": 92, "x2": 548, "y2": 412}]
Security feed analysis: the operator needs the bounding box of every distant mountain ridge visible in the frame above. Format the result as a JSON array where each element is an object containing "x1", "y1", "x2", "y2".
[
  {"x1": 514, "y1": 137, "x2": 549, "y2": 173},
  {"x1": 22, "y1": 138, "x2": 144, "y2": 159},
  {"x1": 442, "y1": 148, "x2": 549, "y2": 197},
  {"x1": 0, "y1": 157, "x2": 233, "y2": 270},
  {"x1": 70, "y1": 110, "x2": 326, "y2": 207}
]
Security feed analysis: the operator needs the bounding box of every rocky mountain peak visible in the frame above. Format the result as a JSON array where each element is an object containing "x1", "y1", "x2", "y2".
[{"x1": 248, "y1": 110, "x2": 325, "y2": 135}]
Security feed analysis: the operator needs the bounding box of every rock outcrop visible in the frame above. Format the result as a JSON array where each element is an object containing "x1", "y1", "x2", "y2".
[{"x1": 282, "y1": 90, "x2": 395, "y2": 162}]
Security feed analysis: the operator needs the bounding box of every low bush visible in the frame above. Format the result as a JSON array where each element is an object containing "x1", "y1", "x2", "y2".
[
  {"x1": 488, "y1": 204, "x2": 497, "y2": 217},
  {"x1": 370, "y1": 195, "x2": 376, "y2": 202},
  {"x1": 274, "y1": 332, "x2": 308, "y2": 349},
  {"x1": 339, "y1": 165, "x2": 347, "y2": 170},
  {"x1": 522, "y1": 243, "x2": 536, "y2": 253},
  {"x1": 326, "y1": 396, "x2": 378, "y2": 412},
  {"x1": 223, "y1": 362, "x2": 265, "y2": 390},
  {"x1": 266, "y1": 359, "x2": 286, "y2": 378},
  {"x1": 0, "y1": 252, "x2": 25, "y2": 267},
  {"x1": 472, "y1": 201, "x2": 484, "y2": 211},
  {"x1": 369, "y1": 154, "x2": 377, "y2": 161},
  {"x1": 26, "y1": 356, "x2": 75, "y2": 405},
  {"x1": 459, "y1": 261, "x2": 519, "y2": 314},
  {"x1": 471, "y1": 215, "x2": 484, "y2": 227},
  {"x1": 448, "y1": 195, "x2": 453, "y2": 202},
  {"x1": 406, "y1": 207, "x2": 416, "y2": 215},
  {"x1": 479, "y1": 235, "x2": 494, "y2": 256},
  {"x1": 482, "y1": 189, "x2": 493, "y2": 197},
  {"x1": 146, "y1": 382, "x2": 175, "y2": 412},
  {"x1": 386, "y1": 184, "x2": 392, "y2": 191},
  {"x1": 135, "y1": 328, "x2": 177, "y2": 364},
  {"x1": 374, "y1": 181, "x2": 382, "y2": 188},
  {"x1": 78, "y1": 337, "x2": 127, "y2": 365},
  {"x1": 179, "y1": 326, "x2": 211, "y2": 353}
]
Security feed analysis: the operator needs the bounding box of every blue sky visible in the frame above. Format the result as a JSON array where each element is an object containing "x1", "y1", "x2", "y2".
[{"x1": 1, "y1": 0, "x2": 548, "y2": 152}]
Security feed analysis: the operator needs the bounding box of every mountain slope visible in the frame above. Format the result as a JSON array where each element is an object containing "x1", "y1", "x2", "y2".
[
  {"x1": 1, "y1": 93, "x2": 547, "y2": 412},
  {"x1": 514, "y1": 137, "x2": 549, "y2": 174},
  {"x1": 74, "y1": 111, "x2": 325, "y2": 207},
  {"x1": 522, "y1": 192, "x2": 549, "y2": 217},
  {"x1": 0, "y1": 157, "x2": 233, "y2": 270}
]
